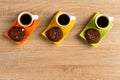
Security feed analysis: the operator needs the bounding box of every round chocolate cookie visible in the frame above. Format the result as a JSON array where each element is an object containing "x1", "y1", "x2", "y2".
[
  {"x1": 85, "y1": 29, "x2": 100, "y2": 43},
  {"x1": 8, "y1": 26, "x2": 26, "y2": 42},
  {"x1": 46, "y1": 27, "x2": 63, "y2": 42}
]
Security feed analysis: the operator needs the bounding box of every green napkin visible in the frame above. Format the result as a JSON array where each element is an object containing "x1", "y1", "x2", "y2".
[{"x1": 80, "y1": 12, "x2": 113, "y2": 47}]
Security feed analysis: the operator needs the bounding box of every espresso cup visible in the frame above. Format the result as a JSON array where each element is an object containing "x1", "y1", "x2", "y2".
[
  {"x1": 18, "y1": 12, "x2": 39, "y2": 27},
  {"x1": 56, "y1": 12, "x2": 76, "y2": 27},
  {"x1": 95, "y1": 14, "x2": 114, "y2": 29}
]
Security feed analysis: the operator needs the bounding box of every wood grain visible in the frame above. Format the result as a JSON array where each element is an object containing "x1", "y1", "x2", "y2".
[{"x1": 0, "y1": 0, "x2": 120, "y2": 80}]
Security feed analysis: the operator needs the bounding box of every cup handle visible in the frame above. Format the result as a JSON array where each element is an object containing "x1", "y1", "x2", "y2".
[
  {"x1": 32, "y1": 15, "x2": 39, "y2": 20},
  {"x1": 109, "y1": 17, "x2": 114, "y2": 22},
  {"x1": 70, "y1": 16, "x2": 76, "y2": 21}
]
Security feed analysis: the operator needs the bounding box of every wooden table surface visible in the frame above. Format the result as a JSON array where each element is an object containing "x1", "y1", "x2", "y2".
[{"x1": 0, "y1": 0, "x2": 120, "y2": 80}]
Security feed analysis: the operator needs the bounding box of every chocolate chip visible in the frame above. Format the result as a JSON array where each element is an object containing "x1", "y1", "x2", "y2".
[
  {"x1": 85, "y1": 29, "x2": 100, "y2": 43},
  {"x1": 46, "y1": 27, "x2": 63, "y2": 42},
  {"x1": 8, "y1": 26, "x2": 26, "y2": 42}
]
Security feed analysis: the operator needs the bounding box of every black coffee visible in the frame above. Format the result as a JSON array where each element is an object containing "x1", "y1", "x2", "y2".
[
  {"x1": 20, "y1": 14, "x2": 32, "y2": 25},
  {"x1": 97, "y1": 16, "x2": 109, "y2": 28},
  {"x1": 58, "y1": 14, "x2": 70, "y2": 25}
]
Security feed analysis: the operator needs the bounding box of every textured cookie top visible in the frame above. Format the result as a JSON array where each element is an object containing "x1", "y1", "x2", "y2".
[
  {"x1": 46, "y1": 27, "x2": 63, "y2": 42},
  {"x1": 8, "y1": 26, "x2": 26, "y2": 42},
  {"x1": 85, "y1": 29, "x2": 100, "y2": 43}
]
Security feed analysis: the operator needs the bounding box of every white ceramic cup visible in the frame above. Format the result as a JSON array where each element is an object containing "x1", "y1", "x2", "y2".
[
  {"x1": 95, "y1": 14, "x2": 114, "y2": 29},
  {"x1": 56, "y1": 12, "x2": 76, "y2": 27},
  {"x1": 18, "y1": 12, "x2": 39, "y2": 27}
]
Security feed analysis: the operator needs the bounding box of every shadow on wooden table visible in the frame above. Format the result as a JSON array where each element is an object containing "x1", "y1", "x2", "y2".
[{"x1": 75, "y1": 13, "x2": 96, "y2": 48}]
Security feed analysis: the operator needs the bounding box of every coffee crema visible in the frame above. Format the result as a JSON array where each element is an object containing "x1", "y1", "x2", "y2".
[
  {"x1": 20, "y1": 14, "x2": 32, "y2": 25},
  {"x1": 97, "y1": 16, "x2": 109, "y2": 28},
  {"x1": 58, "y1": 14, "x2": 70, "y2": 25}
]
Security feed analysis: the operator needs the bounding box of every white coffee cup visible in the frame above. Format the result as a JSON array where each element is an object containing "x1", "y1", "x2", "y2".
[
  {"x1": 95, "y1": 14, "x2": 114, "y2": 29},
  {"x1": 18, "y1": 12, "x2": 39, "y2": 27},
  {"x1": 56, "y1": 12, "x2": 76, "y2": 27}
]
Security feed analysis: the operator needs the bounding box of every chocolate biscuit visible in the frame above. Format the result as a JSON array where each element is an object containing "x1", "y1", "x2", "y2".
[
  {"x1": 8, "y1": 26, "x2": 26, "y2": 42},
  {"x1": 85, "y1": 29, "x2": 100, "y2": 43},
  {"x1": 46, "y1": 27, "x2": 63, "y2": 42}
]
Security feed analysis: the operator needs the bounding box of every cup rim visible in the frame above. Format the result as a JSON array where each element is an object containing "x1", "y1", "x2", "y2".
[
  {"x1": 56, "y1": 12, "x2": 71, "y2": 27},
  {"x1": 95, "y1": 14, "x2": 110, "y2": 29},
  {"x1": 18, "y1": 12, "x2": 33, "y2": 27}
]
